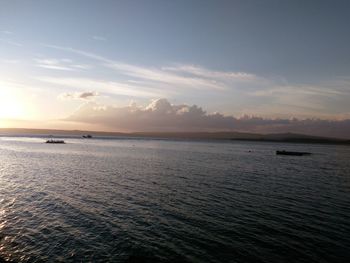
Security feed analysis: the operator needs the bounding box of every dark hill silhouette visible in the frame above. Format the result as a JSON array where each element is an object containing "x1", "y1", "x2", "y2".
[{"x1": 1, "y1": 128, "x2": 349, "y2": 145}]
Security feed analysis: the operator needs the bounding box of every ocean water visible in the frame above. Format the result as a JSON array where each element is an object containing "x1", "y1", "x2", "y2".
[{"x1": 0, "y1": 137, "x2": 349, "y2": 262}]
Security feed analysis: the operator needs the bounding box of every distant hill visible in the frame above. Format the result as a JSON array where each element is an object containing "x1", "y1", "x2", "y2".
[
  {"x1": 134, "y1": 131, "x2": 350, "y2": 144},
  {"x1": 0, "y1": 128, "x2": 126, "y2": 137},
  {"x1": 230, "y1": 132, "x2": 349, "y2": 144},
  {"x1": 0, "y1": 128, "x2": 349, "y2": 145}
]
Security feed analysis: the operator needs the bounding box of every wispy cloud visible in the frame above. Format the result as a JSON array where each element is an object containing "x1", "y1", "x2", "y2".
[
  {"x1": 0, "y1": 38, "x2": 22, "y2": 47},
  {"x1": 252, "y1": 85, "x2": 349, "y2": 97},
  {"x1": 163, "y1": 65, "x2": 257, "y2": 81},
  {"x1": 42, "y1": 44, "x2": 258, "y2": 91},
  {"x1": 247, "y1": 81, "x2": 350, "y2": 116},
  {"x1": 71, "y1": 64, "x2": 92, "y2": 70},
  {"x1": 92, "y1": 35, "x2": 107, "y2": 41},
  {"x1": 106, "y1": 63, "x2": 228, "y2": 90},
  {"x1": 36, "y1": 76, "x2": 165, "y2": 98},
  {"x1": 34, "y1": 58, "x2": 91, "y2": 71},
  {"x1": 1, "y1": 59, "x2": 20, "y2": 64},
  {"x1": 0, "y1": 30, "x2": 13, "y2": 35},
  {"x1": 32, "y1": 44, "x2": 350, "y2": 119}
]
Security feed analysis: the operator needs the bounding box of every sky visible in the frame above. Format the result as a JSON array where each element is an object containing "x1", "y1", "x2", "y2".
[{"x1": 1, "y1": 0, "x2": 350, "y2": 138}]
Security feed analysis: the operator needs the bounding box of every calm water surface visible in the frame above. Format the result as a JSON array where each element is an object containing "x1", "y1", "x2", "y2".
[{"x1": 0, "y1": 137, "x2": 349, "y2": 262}]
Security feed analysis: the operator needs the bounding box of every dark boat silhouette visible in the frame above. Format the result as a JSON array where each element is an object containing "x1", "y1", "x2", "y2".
[
  {"x1": 276, "y1": 150, "x2": 311, "y2": 156},
  {"x1": 82, "y1": 135, "x2": 92, "y2": 138},
  {"x1": 46, "y1": 139, "x2": 65, "y2": 144}
]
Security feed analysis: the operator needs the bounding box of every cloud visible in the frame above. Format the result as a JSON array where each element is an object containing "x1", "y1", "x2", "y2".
[
  {"x1": 37, "y1": 77, "x2": 165, "y2": 98},
  {"x1": 36, "y1": 44, "x2": 350, "y2": 119},
  {"x1": 0, "y1": 38, "x2": 22, "y2": 47},
  {"x1": 92, "y1": 35, "x2": 107, "y2": 41},
  {"x1": 71, "y1": 64, "x2": 91, "y2": 70},
  {"x1": 65, "y1": 98, "x2": 350, "y2": 138},
  {"x1": 1, "y1": 59, "x2": 20, "y2": 64},
  {"x1": 163, "y1": 65, "x2": 257, "y2": 82},
  {"x1": 43, "y1": 44, "x2": 259, "y2": 91},
  {"x1": 59, "y1": 91, "x2": 99, "y2": 100},
  {"x1": 106, "y1": 63, "x2": 230, "y2": 90},
  {"x1": 66, "y1": 98, "x2": 233, "y2": 131},
  {"x1": 34, "y1": 58, "x2": 91, "y2": 71},
  {"x1": 1, "y1": 30, "x2": 13, "y2": 35}
]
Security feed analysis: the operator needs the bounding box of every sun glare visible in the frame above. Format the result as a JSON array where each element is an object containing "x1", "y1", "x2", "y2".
[{"x1": 0, "y1": 88, "x2": 25, "y2": 119}]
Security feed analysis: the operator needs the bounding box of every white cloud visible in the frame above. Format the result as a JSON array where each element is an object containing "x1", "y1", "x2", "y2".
[
  {"x1": 0, "y1": 30, "x2": 13, "y2": 35},
  {"x1": 38, "y1": 64, "x2": 74, "y2": 71},
  {"x1": 58, "y1": 91, "x2": 99, "y2": 100},
  {"x1": 92, "y1": 35, "x2": 107, "y2": 41},
  {"x1": 109, "y1": 64, "x2": 225, "y2": 90},
  {"x1": 36, "y1": 76, "x2": 165, "y2": 98},
  {"x1": 163, "y1": 65, "x2": 257, "y2": 81},
  {"x1": 0, "y1": 38, "x2": 22, "y2": 47},
  {"x1": 35, "y1": 44, "x2": 350, "y2": 120},
  {"x1": 64, "y1": 98, "x2": 350, "y2": 138},
  {"x1": 66, "y1": 98, "x2": 233, "y2": 131},
  {"x1": 1, "y1": 59, "x2": 20, "y2": 64},
  {"x1": 43, "y1": 44, "x2": 259, "y2": 91},
  {"x1": 71, "y1": 64, "x2": 92, "y2": 70},
  {"x1": 34, "y1": 58, "x2": 91, "y2": 71}
]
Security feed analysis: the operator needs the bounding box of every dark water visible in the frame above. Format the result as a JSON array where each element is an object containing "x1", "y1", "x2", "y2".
[{"x1": 0, "y1": 137, "x2": 349, "y2": 262}]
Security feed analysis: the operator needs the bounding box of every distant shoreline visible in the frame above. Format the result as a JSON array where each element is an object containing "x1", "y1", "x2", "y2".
[
  {"x1": 1, "y1": 128, "x2": 349, "y2": 145},
  {"x1": 229, "y1": 138, "x2": 350, "y2": 145}
]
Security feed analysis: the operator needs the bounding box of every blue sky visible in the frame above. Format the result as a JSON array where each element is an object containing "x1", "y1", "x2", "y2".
[
  {"x1": 1, "y1": 0, "x2": 350, "y2": 135},
  {"x1": 3, "y1": 0, "x2": 349, "y2": 79}
]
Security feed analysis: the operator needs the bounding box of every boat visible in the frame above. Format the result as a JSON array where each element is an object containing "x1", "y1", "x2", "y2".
[
  {"x1": 82, "y1": 135, "x2": 92, "y2": 138},
  {"x1": 46, "y1": 139, "x2": 65, "y2": 144},
  {"x1": 276, "y1": 150, "x2": 311, "y2": 156}
]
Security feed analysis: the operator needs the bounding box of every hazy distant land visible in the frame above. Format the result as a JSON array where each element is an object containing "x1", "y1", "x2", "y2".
[{"x1": 1, "y1": 128, "x2": 349, "y2": 145}]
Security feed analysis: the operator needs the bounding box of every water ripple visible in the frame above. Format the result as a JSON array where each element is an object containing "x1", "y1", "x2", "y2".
[{"x1": 0, "y1": 138, "x2": 350, "y2": 262}]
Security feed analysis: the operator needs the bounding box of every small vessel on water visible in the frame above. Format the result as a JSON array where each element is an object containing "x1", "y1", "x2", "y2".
[
  {"x1": 46, "y1": 139, "x2": 65, "y2": 144},
  {"x1": 82, "y1": 134, "x2": 92, "y2": 138},
  {"x1": 276, "y1": 150, "x2": 311, "y2": 156}
]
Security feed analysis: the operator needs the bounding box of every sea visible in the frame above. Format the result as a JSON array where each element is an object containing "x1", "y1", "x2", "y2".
[{"x1": 0, "y1": 136, "x2": 349, "y2": 262}]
